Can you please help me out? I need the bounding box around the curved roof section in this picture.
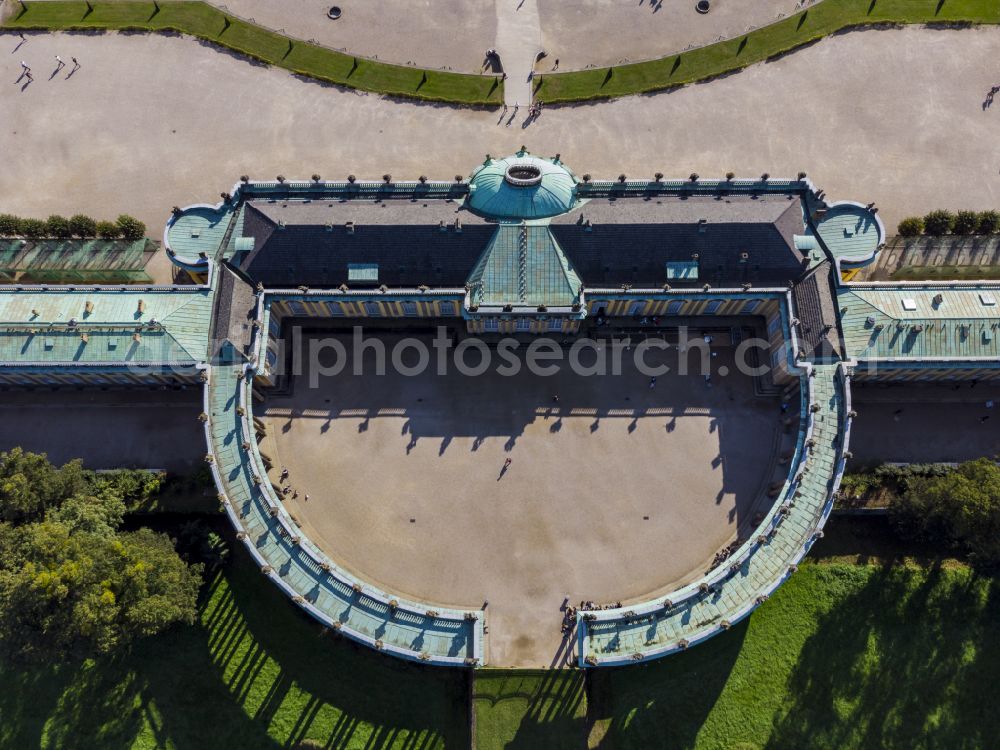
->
[467,153,578,220]
[815,202,884,267]
[578,364,849,666]
[166,205,234,264]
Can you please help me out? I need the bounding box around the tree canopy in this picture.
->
[0,449,201,661]
[892,458,1000,564]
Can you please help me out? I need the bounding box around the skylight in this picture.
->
[666,261,698,280]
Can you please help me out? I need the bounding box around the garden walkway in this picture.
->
[494,0,541,108]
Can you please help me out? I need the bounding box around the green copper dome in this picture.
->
[466,152,578,220]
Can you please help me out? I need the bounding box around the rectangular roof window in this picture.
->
[666,261,698,280]
[348,263,379,282]
[901,299,917,312]
[979,293,996,306]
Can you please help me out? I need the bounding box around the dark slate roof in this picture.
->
[549,195,807,288]
[211,263,257,363]
[236,199,494,288]
[792,260,842,361]
[231,194,810,291]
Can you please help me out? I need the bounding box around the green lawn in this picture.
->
[0,547,469,749]
[2,1,501,105]
[590,562,1000,749]
[474,670,587,750]
[536,0,1000,102]
[2,517,996,749]
[475,561,1000,749]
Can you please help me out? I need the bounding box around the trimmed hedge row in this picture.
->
[3,1,502,105]
[537,0,1000,103]
[0,213,147,240]
[897,210,1000,237]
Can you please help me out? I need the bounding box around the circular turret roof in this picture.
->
[466,153,578,220]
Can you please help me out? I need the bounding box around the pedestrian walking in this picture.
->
[55,55,64,70]
[20,61,29,71]
[649,376,657,389]
[504,457,512,467]
[71,57,80,71]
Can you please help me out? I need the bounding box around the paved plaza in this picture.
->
[537,0,797,70]
[206,0,796,72]
[205,0,495,72]
[0,389,204,471]
[2,27,999,240]
[262,334,787,666]
[849,383,1000,466]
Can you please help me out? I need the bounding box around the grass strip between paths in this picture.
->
[3,0,503,105]
[535,0,1000,102]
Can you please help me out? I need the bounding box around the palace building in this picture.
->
[0,150,997,666]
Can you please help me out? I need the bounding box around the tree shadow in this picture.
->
[159,546,467,748]
[0,656,145,750]
[766,564,1000,749]
[475,669,588,749]
[587,620,748,748]
[1,541,468,750]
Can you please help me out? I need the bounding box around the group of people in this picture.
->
[16,35,81,86]
[279,466,309,502]
[560,600,626,634]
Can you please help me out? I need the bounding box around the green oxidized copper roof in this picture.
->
[580,365,846,664]
[467,224,581,307]
[0,239,153,282]
[168,205,235,260]
[0,287,213,365]
[815,204,883,266]
[838,285,1000,360]
[466,153,578,220]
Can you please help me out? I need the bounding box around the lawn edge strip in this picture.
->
[535,0,999,103]
[3,0,503,106]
